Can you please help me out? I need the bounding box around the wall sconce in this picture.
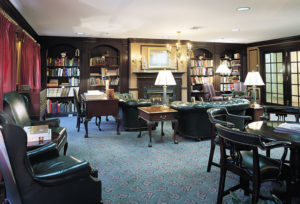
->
[131,55,142,71]
[187,42,192,58]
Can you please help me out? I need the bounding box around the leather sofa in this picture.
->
[116,93,152,131]
[170,99,250,140]
[3,92,68,155]
[0,124,102,204]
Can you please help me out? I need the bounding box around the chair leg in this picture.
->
[77,116,80,132]
[63,142,68,155]
[207,141,216,172]
[217,168,227,204]
[266,149,270,157]
[252,180,260,204]
[240,177,250,196]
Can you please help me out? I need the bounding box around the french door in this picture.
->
[263,50,300,107]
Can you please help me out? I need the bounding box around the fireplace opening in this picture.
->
[144,85,176,105]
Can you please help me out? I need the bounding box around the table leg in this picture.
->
[147,121,154,147]
[161,121,164,136]
[84,117,91,138]
[116,115,120,135]
[172,120,179,144]
[137,116,142,138]
[98,116,102,131]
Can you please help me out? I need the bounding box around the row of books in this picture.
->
[190,67,213,76]
[47,57,80,66]
[94,68,119,76]
[191,76,214,85]
[220,84,235,92]
[90,56,106,66]
[47,100,75,114]
[47,77,80,87]
[47,67,80,77]
[89,77,119,86]
[47,87,79,97]
[190,59,213,67]
[220,76,240,83]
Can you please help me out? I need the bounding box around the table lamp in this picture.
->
[244,71,265,108]
[215,63,231,75]
[155,70,176,106]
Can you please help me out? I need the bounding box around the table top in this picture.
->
[246,121,300,145]
[138,106,177,114]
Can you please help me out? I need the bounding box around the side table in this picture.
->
[247,105,264,121]
[138,106,178,147]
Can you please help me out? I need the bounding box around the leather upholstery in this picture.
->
[3,91,68,155]
[117,94,152,130]
[170,99,250,140]
[0,124,102,204]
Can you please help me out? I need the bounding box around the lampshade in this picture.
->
[155,70,176,86]
[244,71,265,86]
[216,64,231,74]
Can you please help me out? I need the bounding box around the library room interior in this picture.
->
[1,0,300,203]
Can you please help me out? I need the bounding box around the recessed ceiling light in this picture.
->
[232,28,240,32]
[76,32,84,35]
[190,26,203,30]
[237,7,250,11]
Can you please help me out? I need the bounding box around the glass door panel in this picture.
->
[265,52,284,105]
[290,51,300,107]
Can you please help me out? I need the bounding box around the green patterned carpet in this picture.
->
[61,116,285,204]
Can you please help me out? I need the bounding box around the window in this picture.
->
[264,52,284,105]
[290,51,300,107]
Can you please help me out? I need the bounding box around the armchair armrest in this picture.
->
[27,142,59,164]
[211,117,235,128]
[33,156,91,186]
[31,118,60,128]
[224,108,252,121]
[263,140,291,150]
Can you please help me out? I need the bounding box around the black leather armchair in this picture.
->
[3,92,68,155]
[0,124,102,204]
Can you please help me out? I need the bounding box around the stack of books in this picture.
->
[274,123,300,134]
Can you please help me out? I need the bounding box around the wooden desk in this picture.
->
[81,95,120,138]
[138,106,178,147]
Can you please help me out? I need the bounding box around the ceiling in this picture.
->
[10,0,300,43]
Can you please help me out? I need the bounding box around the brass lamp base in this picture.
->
[250,102,261,108]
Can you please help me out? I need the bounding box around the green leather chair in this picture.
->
[3,92,68,156]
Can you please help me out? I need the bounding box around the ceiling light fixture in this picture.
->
[232,28,240,32]
[190,26,203,30]
[236,7,250,11]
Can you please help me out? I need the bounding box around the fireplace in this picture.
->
[134,72,184,102]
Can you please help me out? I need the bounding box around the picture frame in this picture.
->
[147,47,170,68]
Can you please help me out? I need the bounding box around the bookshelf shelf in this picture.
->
[46,46,80,117]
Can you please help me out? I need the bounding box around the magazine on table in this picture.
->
[274,122,300,134]
[23,125,51,142]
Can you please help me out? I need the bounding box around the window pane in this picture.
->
[277,63,283,72]
[291,51,297,62]
[266,83,271,92]
[272,84,277,93]
[298,63,300,72]
[278,84,283,94]
[272,74,277,83]
[266,93,271,103]
[271,63,277,72]
[266,64,271,72]
[278,94,284,105]
[277,53,283,62]
[272,94,277,103]
[271,53,276,62]
[291,63,298,73]
[265,54,271,63]
[291,74,298,84]
[298,51,300,61]
[292,96,298,106]
[266,74,271,82]
[292,85,298,95]
[277,74,283,83]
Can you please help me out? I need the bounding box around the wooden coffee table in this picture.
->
[138,106,178,147]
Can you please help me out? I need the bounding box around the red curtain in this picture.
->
[20,35,41,90]
[0,14,17,110]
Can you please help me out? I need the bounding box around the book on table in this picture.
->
[274,122,300,134]
[23,125,51,142]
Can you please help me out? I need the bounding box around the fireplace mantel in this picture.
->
[133,71,184,100]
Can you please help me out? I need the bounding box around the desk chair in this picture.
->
[202,83,224,101]
[73,89,85,132]
[207,107,252,172]
[215,123,290,204]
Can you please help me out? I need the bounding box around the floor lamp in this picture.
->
[155,70,176,107]
[244,71,265,108]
